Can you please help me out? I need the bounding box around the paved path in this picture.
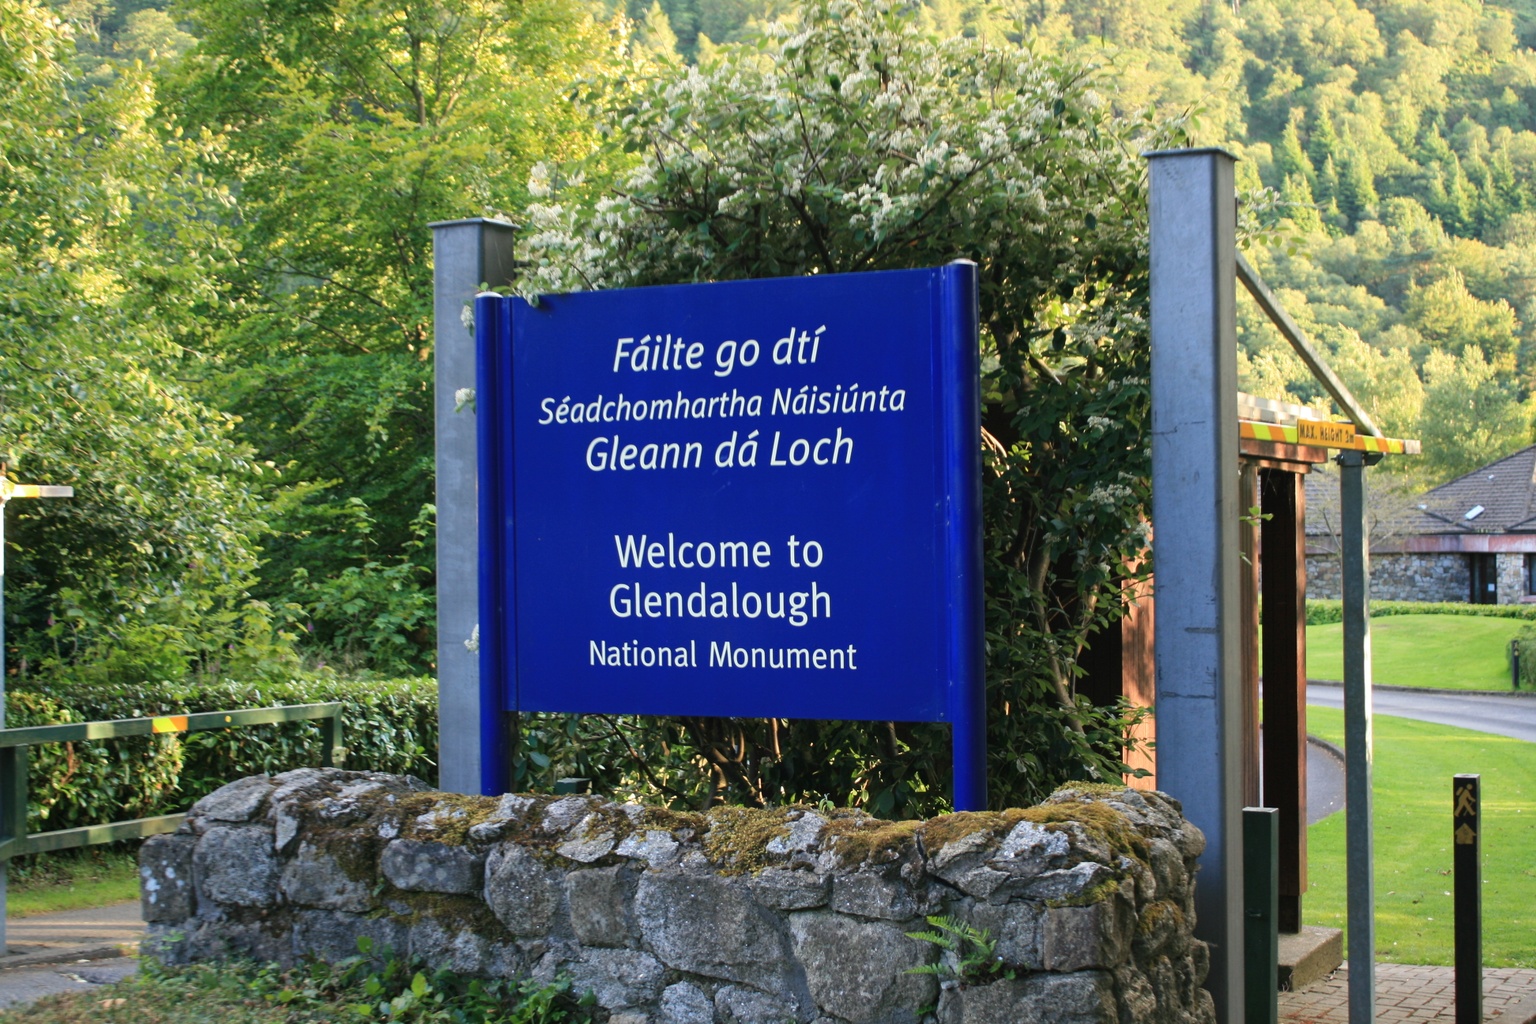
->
[1261,729,1346,823]
[1307,682,1536,743]
[2,901,144,960]
[0,956,138,1010]
[1303,734,1346,822]
[1279,962,1536,1022]
[0,901,143,1010]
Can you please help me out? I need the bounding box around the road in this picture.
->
[1306,682,1536,743]
[1289,682,1536,822]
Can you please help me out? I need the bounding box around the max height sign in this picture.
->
[475,263,986,807]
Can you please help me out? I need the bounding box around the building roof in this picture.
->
[1303,444,1536,555]
[1412,445,1536,535]
[1302,463,1425,546]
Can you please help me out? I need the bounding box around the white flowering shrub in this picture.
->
[518,0,1188,813]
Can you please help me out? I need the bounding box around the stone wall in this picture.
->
[1306,551,1468,603]
[1497,553,1527,605]
[140,768,1215,1024]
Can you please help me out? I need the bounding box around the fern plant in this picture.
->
[905,915,1017,986]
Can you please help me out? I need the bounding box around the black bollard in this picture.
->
[1244,807,1279,1024]
[1453,774,1482,1024]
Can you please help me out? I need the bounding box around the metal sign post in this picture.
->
[1146,147,1245,1023]
[429,218,519,796]
[0,468,73,954]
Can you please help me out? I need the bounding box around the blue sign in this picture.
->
[475,264,985,804]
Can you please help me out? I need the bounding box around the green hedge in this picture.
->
[1304,600,1536,626]
[1509,624,1536,690]
[5,676,437,836]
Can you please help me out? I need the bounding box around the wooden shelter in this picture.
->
[1081,279,1421,942]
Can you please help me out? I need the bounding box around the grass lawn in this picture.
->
[1305,707,1536,966]
[5,849,139,918]
[1305,614,1526,690]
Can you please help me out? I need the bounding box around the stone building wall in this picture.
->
[1497,553,1527,605]
[140,768,1216,1024]
[1305,551,1468,603]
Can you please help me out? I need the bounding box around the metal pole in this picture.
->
[1244,806,1279,1024]
[1513,639,1520,690]
[940,260,986,813]
[1146,147,1244,1024]
[430,218,518,795]
[1339,448,1376,1024]
[1453,774,1482,1024]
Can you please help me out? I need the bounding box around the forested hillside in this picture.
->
[626,0,1536,482]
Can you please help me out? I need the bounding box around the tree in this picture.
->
[1416,346,1533,483]
[1308,104,1340,172]
[520,0,1183,811]
[1316,153,1340,212]
[1337,151,1379,226]
[1281,173,1325,234]
[637,0,682,58]
[166,0,622,672]
[1325,330,1424,439]
[0,0,279,681]
[1405,269,1520,364]
[1275,112,1316,186]
[114,9,195,63]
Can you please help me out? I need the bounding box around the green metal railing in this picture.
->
[0,702,344,862]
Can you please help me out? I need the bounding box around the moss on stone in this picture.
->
[320,833,385,885]
[1046,877,1122,908]
[1050,781,1136,800]
[639,805,707,836]
[701,806,793,874]
[391,889,504,933]
[281,787,400,884]
[1017,799,1150,866]
[396,792,501,845]
[914,808,1032,852]
[806,794,1150,872]
[1138,899,1184,935]
[576,801,646,842]
[822,815,920,867]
